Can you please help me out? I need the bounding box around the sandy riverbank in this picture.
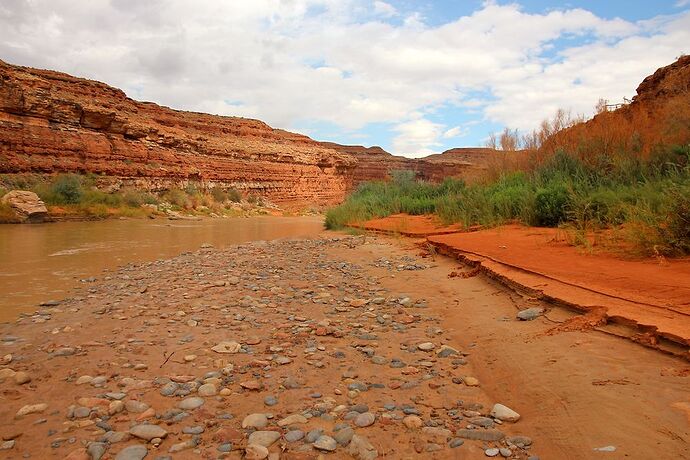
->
[0,234,687,459]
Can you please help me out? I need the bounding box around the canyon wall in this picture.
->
[0,60,355,205]
[542,55,690,157]
[0,59,508,206]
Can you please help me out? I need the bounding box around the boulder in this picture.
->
[1,191,48,223]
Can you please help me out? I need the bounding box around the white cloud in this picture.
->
[676,0,690,7]
[392,118,444,158]
[443,126,469,139]
[0,1,687,156]
[373,1,397,17]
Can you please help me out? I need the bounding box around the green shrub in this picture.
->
[163,187,190,209]
[227,188,242,203]
[48,174,84,204]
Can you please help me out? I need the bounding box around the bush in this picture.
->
[48,174,84,204]
[227,188,242,203]
[163,187,190,209]
[533,182,570,226]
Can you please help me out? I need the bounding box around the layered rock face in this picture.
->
[542,55,690,157]
[319,142,501,186]
[0,60,355,205]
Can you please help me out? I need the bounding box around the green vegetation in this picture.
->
[0,173,262,223]
[326,145,690,257]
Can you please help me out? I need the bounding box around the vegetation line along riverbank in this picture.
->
[327,145,690,258]
[0,173,286,223]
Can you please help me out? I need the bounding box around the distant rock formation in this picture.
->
[318,142,503,186]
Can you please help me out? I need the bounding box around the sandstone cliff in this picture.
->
[542,55,690,157]
[0,60,355,205]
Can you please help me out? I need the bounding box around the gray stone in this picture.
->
[197,383,217,396]
[485,447,500,457]
[449,438,464,448]
[517,307,543,321]
[182,426,204,435]
[284,430,304,442]
[507,435,533,447]
[305,429,324,443]
[263,396,278,406]
[333,426,355,446]
[313,435,337,452]
[87,442,107,460]
[500,447,512,457]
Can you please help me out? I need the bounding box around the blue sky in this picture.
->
[1,0,689,157]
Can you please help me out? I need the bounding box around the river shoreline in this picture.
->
[0,233,687,459]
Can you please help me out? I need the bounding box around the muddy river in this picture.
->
[0,216,324,321]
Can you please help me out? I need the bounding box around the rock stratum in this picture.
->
[0,59,496,205]
[0,59,356,205]
[543,55,690,156]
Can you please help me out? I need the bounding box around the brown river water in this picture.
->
[0,216,324,321]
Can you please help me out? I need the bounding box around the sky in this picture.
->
[1,1,689,158]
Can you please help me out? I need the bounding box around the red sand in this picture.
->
[352,214,464,236]
[355,215,690,346]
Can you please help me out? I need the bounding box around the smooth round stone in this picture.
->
[500,448,512,457]
[284,430,304,442]
[450,438,464,448]
[125,400,149,413]
[305,429,323,443]
[217,443,233,452]
[247,431,281,447]
[333,426,354,446]
[114,445,148,460]
[14,372,31,385]
[218,442,232,452]
[354,412,375,427]
[197,383,217,397]
[87,442,106,460]
[242,413,269,429]
[182,426,204,435]
[160,382,179,396]
[263,396,278,406]
[313,435,337,452]
[129,424,168,441]
[178,397,204,410]
[485,447,500,457]
[417,342,435,351]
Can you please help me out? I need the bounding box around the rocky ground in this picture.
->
[0,236,538,460]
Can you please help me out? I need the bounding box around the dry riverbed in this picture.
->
[0,234,687,459]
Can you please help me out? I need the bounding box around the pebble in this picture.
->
[313,435,338,451]
[278,413,308,426]
[14,372,31,385]
[248,431,281,447]
[490,403,520,422]
[403,415,423,429]
[355,412,376,427]
[129,424,168,441]
[197,383,217,396]
[242,413,269,429]
[485,447,500,457]
[417,342,436,351]
[178,397,204,410]
[263,395,278,406]
[16,403,48,417]
[463,376,480,386]
[284,430,304,442]
[517,307,543,321]
[333,426,355,445]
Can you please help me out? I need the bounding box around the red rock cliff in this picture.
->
[542,55,690,157]
[0,60,356,205]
